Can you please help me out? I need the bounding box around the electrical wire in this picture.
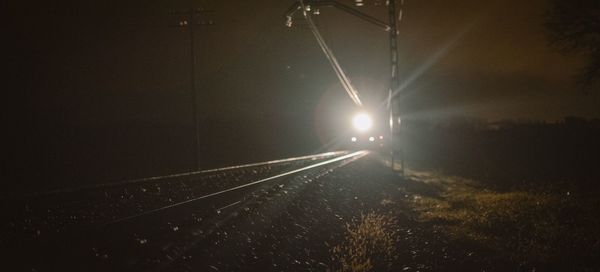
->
[299,0,363,107]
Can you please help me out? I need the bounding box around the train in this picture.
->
[345,112,387,150]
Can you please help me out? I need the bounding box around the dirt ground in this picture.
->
[3,153,598,271]
[168,155,518,271]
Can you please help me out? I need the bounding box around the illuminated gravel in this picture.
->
[0,154,507,271]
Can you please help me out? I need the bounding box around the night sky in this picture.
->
[3,0,600,191]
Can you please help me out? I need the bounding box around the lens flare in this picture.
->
[352,112,372,132]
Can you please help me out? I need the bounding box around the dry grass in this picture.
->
[407,170,600,268]
[331,212,398,272]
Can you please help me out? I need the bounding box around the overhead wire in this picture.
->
[298,0,363,107]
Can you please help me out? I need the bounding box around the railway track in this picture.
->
[1,150,368,271]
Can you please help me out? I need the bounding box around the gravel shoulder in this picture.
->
[169,154,507,271]
[6,152,590,271]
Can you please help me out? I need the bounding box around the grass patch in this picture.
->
[407,170,600,270]
[331,212,398,272]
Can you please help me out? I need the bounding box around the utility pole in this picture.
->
[388,0,403,174]
[170,8,214,170]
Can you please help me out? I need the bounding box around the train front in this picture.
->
[346,112,386,150]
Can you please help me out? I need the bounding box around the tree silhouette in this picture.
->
[545,0,600,92]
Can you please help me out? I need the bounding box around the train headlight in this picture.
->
[352,112,372,132]
[368,136,375,142]
[351,137,357,142]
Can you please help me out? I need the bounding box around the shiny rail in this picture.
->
[14,151,350,199]
[105,150,368,225]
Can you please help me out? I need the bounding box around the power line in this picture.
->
[298,0,363,107]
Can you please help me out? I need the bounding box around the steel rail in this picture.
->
[10,151,349,199]
[104,150,368,225]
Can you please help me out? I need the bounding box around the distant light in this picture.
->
[352,112,372,132]
[369,136,375,142]
[351,137,357,142]
[379,135,384,139]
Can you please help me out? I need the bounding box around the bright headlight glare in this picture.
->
[352,112,372,132]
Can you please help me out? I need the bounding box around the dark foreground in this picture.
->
[1,152,598,271]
